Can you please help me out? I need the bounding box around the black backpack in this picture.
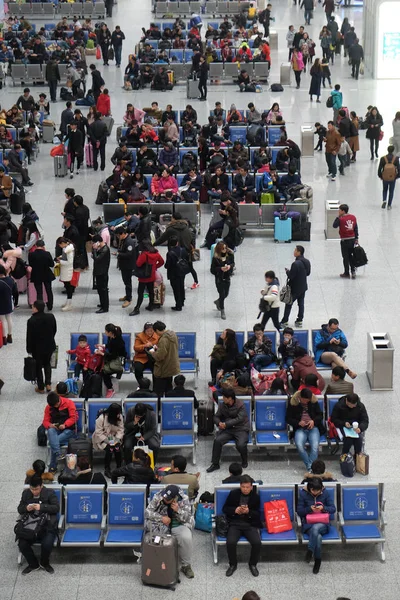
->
[176,248,191,276]
[14,511,48,541]
[352,244,368,268]
[270,83,283,92]
[326,96,334,108]
[37,424,47,446]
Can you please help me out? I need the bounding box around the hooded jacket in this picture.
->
[155,220,194,250]
[331,396,369,433]
[291,354,326,391]
[330,89,343,110]
[151,330,180,378]
[145,488,193,534]
[286,392,325,434]
[314,324,348,363]
[300,471,336,484]
[43,396,77,430]
[25,469,54,485]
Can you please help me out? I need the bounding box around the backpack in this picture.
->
[270,83,283,92]
[14,511,49,542]
[382,156,397,182]
[327,417,340,455]
[37,424,47,446]
[326,96,334,108]
[176,248,191,276]
[11,257,26,280]
[215,514,229,537]
[234,227,244,247]
[262,172,273,190]
[340,453,355,477]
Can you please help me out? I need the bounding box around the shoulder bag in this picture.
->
[279,279,292,304]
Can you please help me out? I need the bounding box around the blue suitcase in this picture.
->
[274,216,292,243]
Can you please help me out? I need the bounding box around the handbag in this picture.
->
[264,499,292,534]
[53,263,60,277]
[340,453,355,477]
[379,130,384,141]
[195,503,214,533]
[215,514,229,537]
[103,357,124,376]
[70,271,80,287]
[259,298,270,313]
[356,452,370,475]
[359,61,364,75]
[50,345,58,369]
[96,45,101,60]
[279,280,292,304]
[306,512,330,524]
[14,511,48,542]
[191,248,200,262]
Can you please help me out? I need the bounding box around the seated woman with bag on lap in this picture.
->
[123,401,160,465]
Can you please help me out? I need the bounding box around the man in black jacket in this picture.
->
[17,475,59,575]
[166,374,199,408]
[331,393,369,455]
[349,38,364,80]
[8,143,33,186]
[232,166,255,202]
[281,245,311,328]
[60,101,74,139]
[89,64,105,102]
[92,234,110,313]
[111,26,125,67]
[117,228,137,308]
[65,121,83,178]
[165,236,189,311]
[89,111,108,172]
[28,240,55,311]
[223,475,262,577]
[136,205,152,248]
[207,388,250,473]
[62,214,80,247]
[45,57,60,102]
[108,166,135,203]
[26,300,57,393]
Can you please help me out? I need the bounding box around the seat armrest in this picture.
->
[101,515,107,530]
[296,515,302,528]
[338,511,344,526]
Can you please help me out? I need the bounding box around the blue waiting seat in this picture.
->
[217,397,253,446]
[253,397,290,448]
[160,398,197,464]
[176,332,199,388]
[215,331,245,352]
[212,484,239,563]
[270,147,280,165]
[66,333,100,377]
[325,395,343,448]
[87,398,122,438]
[311,329,333,370]
[268,126,284,145]
[246,330,278,371]
[102,332,132,373]
[229,126,247,144]
[297,483,341,544]
[104,485,146,547]
[122,398,158,418]
[339,483,386,561]
[61,485,105,546]
[258,485,298,545]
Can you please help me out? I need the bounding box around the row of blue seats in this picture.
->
[67,331,199,385]
[8,1,106,18]
[154,1,252,16]
[19,482,385,561]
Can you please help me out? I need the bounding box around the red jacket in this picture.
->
[43,396,78,430]
[96,94,111,116]
[136,250,165,283]
[67,344,91,367]
[335,214,358,239]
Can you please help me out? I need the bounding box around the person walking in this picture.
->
[325,120,341,181]
[365,106,383,160]
[148,321,180,397]
[89,64,105,103]
[26,299,57,393]
[259,270,281,331]
[323,0,335,23]
[92,234,110,313]
[72,195,90,270]
[198,55,208,101]
[117,228,137,309]
[332,204,358,279]
[309,58,322,102]
[211,241,234,321]
[130,240,164,316]
[45,57,60,103]
[165,236,189,312]
[28,240,55,311]
[89,111,108,172]
[391,111,400,155]
[301,0,314,25]
[111,26,125,67]
[378,145,400,210]
[281,245,311,328]
[97,23,112,66]
[349,38,364,80]
[286,25,295,61]
[291,48,304,89]
[0,264,16,346]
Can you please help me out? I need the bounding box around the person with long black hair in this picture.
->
[211,241,234,321]
[98,323,127,398]
[92,402,124,478]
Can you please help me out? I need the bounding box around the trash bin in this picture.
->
[324,200,340,240]
[366,332,394,390]
[269,30,278,50]
[280,62,291,85]
[301,125,314,157]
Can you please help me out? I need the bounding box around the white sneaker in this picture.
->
[331,176,336,181]
[61,304,73,312]
[326,173,332,178]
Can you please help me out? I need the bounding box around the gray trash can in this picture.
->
[366,333,394,390]
[301,125,314,157]
[324,200,340,240]
[269,30,278,50]
[280,62,291,85]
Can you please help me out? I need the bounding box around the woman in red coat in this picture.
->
[129,240,164,316]
[96,89,111,116]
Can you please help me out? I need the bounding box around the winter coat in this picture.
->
[66,344,91,367]
[278,337,300,360]
[211,253,235,281]
[66,129,84,154]
[136,250,164,283]
[366,113,383,140]
[349,43,364,62]
[159,147,178,168]
[260,278,280,309]
[18,487,59,530]
[151,330,180,378]
[92,244,110,277]
[301,471,336,484]
[25,469,54,485]
[286,255,311,299]
[309,65,322,96]
[29,249,56,284]
[291,355,326,391]
[111,462,157,485]
[325,128,342,153]
[45,61,60,83]
[291,51,304,71]
[117,236,137,271]
[92,413,124,451]
[297,487,336,532]
[96,94,111,117]
[58,469,107,486]
[155,220,193,250]
[145,488,193,534]
[135,215,152,245]
[158,175,178,195]
[214,398,250,432]
[26,311,57,357]
[223,488,261,528]
[314,324,348,363]
[59,243,74,283]
[125,404,160,444]
[165,245,189,280]
[331,396,369,433]
[42,395,76,429]
[330,90,343,110]
[104,335,127,361]
[243,334,274,357]
[1,246,22,275]
[338,116,352,138]
[0,276,16,314]
[89,119,108,144]
[286,393,325,434]
[133,331,160,364]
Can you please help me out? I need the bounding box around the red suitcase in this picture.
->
[85,143,93,168]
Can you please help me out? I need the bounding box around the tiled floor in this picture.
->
[1,0,399,598]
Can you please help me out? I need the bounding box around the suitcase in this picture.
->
[67,434,93,465]
[54,155,68,177]
[42,124,54,143]
[10,192,24,214]
[96,182,109,205]
[292,218,311,242]
[141,530,180,590]
[24,356,37,382]
[197,397,214,436]
[274,216,292,243]
[85,142,93,168]
[103,116,114,136]
[27,281,48,307]
[187,78,199,99]
[159,213,173,233]
[17,274,28,294]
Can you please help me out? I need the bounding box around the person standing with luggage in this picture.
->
[28,240,55,311]
[89,111,108,172]
[332,204,358,278]
[117,228,137,310]
[27,300,57,393]
[111,26,125,68]
[97,24,112,66]
[45,57,60,103]
[89,64,105,103]
[42,391,78,473]
[92,234,110,313]
[211,241,234,321]
[198,55,208,101]
[281,245,311,328]
[129,240,164,316]
[165,237,189,312]
[378,144,400,210]
[16,474,59,575]
[65,121,83,178]
[60,102,74,141]
[148,321,180,397]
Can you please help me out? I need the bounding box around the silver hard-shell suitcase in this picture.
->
[54,155,68,177]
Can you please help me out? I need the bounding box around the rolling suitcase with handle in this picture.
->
[187,78,199,99]
[141,529,180,590]
[42,124,54,143]
[197,397,214,436]
[67,433,93,465]
[54,155,68,177]
[85,142,94,168]
[274,216,292,243]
